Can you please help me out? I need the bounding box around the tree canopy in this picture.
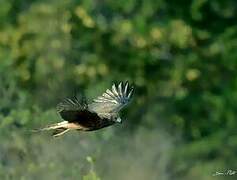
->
[0,0,237,179]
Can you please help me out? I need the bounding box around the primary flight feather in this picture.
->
[38,81,134,137]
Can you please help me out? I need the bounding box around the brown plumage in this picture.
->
[38,81,134,137]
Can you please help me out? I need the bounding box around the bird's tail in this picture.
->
[33,121,70,137]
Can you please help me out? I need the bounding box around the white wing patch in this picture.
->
[89,81,134,115]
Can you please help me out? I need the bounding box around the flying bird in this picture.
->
[38,81,134,137]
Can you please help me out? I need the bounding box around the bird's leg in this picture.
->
[53,129,70,137]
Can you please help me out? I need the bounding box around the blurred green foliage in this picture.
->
[0,0,237,179]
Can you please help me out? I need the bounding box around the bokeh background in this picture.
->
[0,0,237,179]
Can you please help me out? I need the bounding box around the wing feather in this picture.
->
[118,82,123,98]
[89,81,134,116]
[102,93,114,100]
[127,88,134,99]
[112,84,120,99]
[124,82,129,97]
[56,96,89,121]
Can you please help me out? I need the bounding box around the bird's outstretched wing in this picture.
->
[56,96,90,121]
[88,81,134,115]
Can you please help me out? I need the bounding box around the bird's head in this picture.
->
[115,116,122,123]
[111,114,122,123]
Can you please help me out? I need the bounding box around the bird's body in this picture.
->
[59,109,115,131]
[38,81,133,137]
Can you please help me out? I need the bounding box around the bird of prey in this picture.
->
[38,81,134,137]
